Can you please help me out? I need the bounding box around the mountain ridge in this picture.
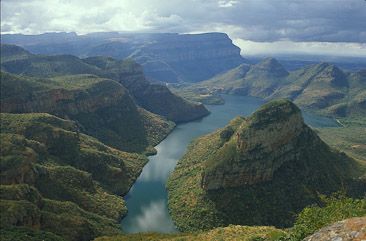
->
[1,32,245,83]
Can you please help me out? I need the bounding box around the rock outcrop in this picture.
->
[304,217,366,241]
[202,100,308,190]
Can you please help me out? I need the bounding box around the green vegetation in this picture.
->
[0,226,65,241]
[95,195,366,241]
[0,71,174,153]
[167,100,362,232]
[0,113,151,240]
[176,59,365,118]
[1,44,209,123]
[95,225,285,241]
[169,84,225,105]
[284,194,366,240]
[317,117,366,164]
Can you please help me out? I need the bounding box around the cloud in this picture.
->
[234,39,366,57]
[1,0,365,57]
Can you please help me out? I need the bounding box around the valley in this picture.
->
[1,32,365,241]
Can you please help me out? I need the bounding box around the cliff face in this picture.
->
[167,100,360,231]
[0,72,173,153]
[84,57,210,122]
[131,33,244,82]
[1,32,245,83]
[202,101,309,190]
[1,44,209,123]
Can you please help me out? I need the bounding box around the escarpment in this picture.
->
[167,99,360,231]
[2,32,245,83]
[0,71,174,153]
[1,44,210,123]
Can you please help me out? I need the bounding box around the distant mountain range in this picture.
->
[1,32,244,83]
[178,58,366,117]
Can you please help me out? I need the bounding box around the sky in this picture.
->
[1,0,366,57]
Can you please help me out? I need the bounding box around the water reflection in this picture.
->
[123,199,176,233]
[121,95,339,233]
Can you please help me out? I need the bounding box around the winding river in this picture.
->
[121,95,339,233]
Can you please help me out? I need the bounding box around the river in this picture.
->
[121,95,339,233]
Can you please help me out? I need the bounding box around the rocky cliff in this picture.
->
[202,100,306,190]
[167,100,361,232]
[1,32,245,83]
[0,72,174,153]
[1,44,209,123]
[83,56,210,122]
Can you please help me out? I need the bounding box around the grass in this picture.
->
[317,116,366,165]
[95,225,286,241]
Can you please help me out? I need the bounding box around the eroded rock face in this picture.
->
[201,100,323,190]
[304,217,366,241]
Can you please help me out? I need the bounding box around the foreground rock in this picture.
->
[167,99,362,231]
[304,217,366,241]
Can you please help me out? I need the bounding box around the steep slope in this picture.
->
[2,32,245,83]
[167,100,362,232]
[271,63,348,108]
[186,59,365,117]
[83,56,209,122]
[0,113,149,240]
[182,58,290,99]
[1,44,209,122]
[0,71,174,153]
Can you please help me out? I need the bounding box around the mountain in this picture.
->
[83,56,209,122]
[0,113,149,240]
[185,58,365,117]
[0,71,174,153]
[1,32,245,83]
[167,100,362,232]
[0,44,209,123]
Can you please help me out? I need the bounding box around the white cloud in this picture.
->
[218,0,238,8]
[233,39,366,57]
